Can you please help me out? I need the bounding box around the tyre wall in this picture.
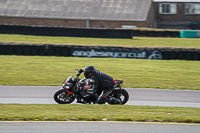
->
[0,25,181,38]
[180,31,200,38]
[0,25,133,39]
[0,43,199,61]
[132,30,180,37]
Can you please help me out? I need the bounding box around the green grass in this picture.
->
[0,104,200,123]
[0,55,200,90]
[0,35,199,123]
[0,34,200,48]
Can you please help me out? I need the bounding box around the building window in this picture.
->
[159,3,177,14]
[185,3,200,14]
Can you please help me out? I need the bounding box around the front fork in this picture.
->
[62,88,74,96]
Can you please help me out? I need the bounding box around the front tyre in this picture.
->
[54,89,75,104]
[109,89,129,105]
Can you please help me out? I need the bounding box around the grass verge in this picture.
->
[0,34,200,48]
[0,55,200,90]
[0,104,199,123]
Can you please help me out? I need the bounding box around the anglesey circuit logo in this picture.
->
[72,49,162,59]
[72,49,146,58]
[148,51,162,59]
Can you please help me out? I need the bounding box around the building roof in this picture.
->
[0,0,152,21]
[153,0,200,2]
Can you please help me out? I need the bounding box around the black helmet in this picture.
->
[84,66,95,79]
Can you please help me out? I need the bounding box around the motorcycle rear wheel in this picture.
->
[54,89,75,104]
[109,89,129,105]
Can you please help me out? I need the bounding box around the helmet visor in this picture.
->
[84,71,94,79]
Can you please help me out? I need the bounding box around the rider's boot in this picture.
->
[92,93,99,104]
[77,99,88,104]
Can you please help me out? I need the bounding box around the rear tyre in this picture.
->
[109,89,129,105]
[54,89,75,104]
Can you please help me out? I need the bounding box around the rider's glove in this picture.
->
[79,69,84,73]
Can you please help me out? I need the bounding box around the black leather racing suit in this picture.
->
[90,69,114,104]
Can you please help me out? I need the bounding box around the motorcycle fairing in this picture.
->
[114,79,123,88]
[63,76,74,90]
[83,81,93,90]
[67,75,74,82]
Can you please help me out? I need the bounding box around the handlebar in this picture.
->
[75,69,84,77]
[74,69,84,83]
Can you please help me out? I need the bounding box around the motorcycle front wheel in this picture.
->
[54,89,75,104]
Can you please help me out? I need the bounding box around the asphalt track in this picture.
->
[0,121,200,133]
[0,86,200,132]
[0,85,200,107]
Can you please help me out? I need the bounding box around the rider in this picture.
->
[80,66,120,104]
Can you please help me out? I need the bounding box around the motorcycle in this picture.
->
[54,69,129,104]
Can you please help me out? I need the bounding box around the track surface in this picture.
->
[0,86,200,133]
[0,121,199,133]
[0,85,200,107]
